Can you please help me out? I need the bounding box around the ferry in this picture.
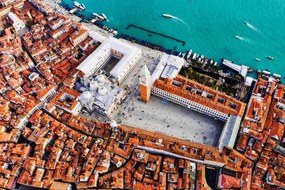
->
[267,56,274,60]
[255,58,261,62]
[162,14,175,19]
[93,13,105,21]
[234,35,243,40]
[92,13,100,18]
[74,1,86,11]
[74,1,80,7]
[101,13,108,20]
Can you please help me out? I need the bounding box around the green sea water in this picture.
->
[62,0,285,79]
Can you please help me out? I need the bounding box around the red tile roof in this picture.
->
[218,174,241,189]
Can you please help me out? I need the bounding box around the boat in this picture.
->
[248,68,255,73]
[92,13,100,18]
[186,49,192,59]
[255,58,261,62]
[93,13,105,21]
[162,14,175,19]
[273,73,281,80]
[267,56,274,60]
[101,13,108,20]
[74,1,81,7]
[74,1,86,11]
[234,35,243,40]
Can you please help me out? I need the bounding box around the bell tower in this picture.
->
[139,65,151,102]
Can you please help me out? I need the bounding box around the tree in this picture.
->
[26,18,33,28]
[187,67,193,74]
[3,23,9,29]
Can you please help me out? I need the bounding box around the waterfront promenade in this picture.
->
[43,0,226,146]
[2,1,285,189]
[44,0,111,37]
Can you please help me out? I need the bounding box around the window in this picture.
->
[205,150,211,156]
[192,148,198,154]
[218,98,225,104]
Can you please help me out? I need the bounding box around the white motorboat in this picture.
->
[162,14,175,19]
[234,35,243,40]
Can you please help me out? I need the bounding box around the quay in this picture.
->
[222,59,248,77]
[126,24,186,46]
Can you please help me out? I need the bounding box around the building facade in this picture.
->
[143,53,246,121]
[151,86,229,121]
[69,27,89,47]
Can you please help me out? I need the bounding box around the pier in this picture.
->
[222,59,248,77]
[126,24,186,46]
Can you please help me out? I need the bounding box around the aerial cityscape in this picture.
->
[0,0,284,189]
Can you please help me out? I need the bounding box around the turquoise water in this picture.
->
[62,0,285,78]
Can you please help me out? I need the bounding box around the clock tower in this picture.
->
[139,65,151,102]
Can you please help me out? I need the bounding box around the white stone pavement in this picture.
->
[112,47,224,147]
[44,0,225,146]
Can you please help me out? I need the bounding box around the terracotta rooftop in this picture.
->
[1,1,285,189]
[153,75,246,117]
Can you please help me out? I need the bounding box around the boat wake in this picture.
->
[173,16,188,26]
[162,14,188,27]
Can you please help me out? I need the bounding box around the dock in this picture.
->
[69,8,78,14]
[222,59,248,78]
[126,24,186,46]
